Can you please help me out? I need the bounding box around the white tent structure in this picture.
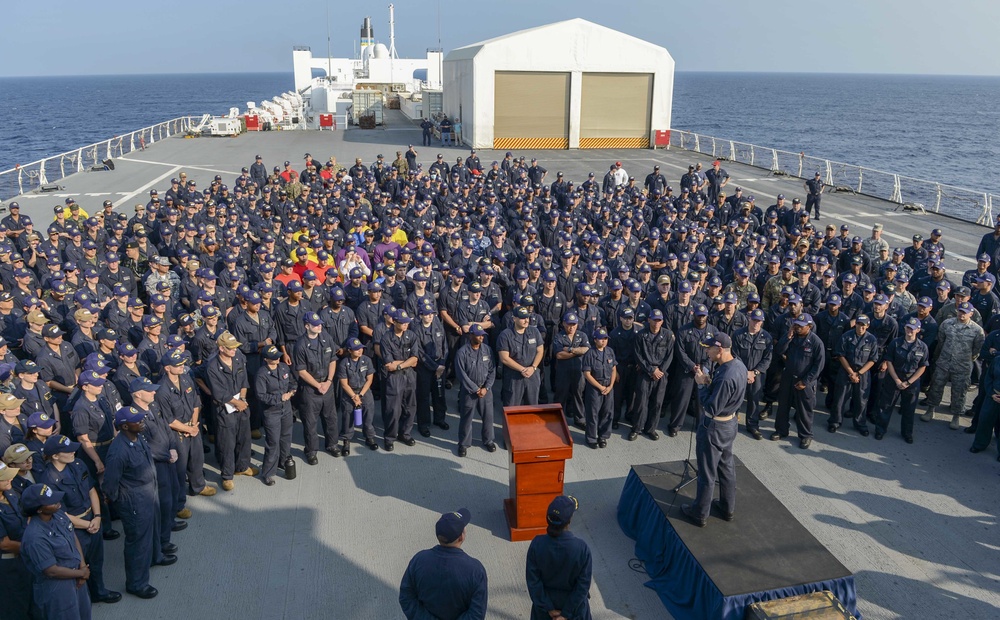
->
[443,19,674,150]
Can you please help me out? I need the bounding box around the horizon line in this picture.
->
[3,69,1000,79]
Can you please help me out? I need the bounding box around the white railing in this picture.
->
[0,116,200,202]
[669,129,1000,227]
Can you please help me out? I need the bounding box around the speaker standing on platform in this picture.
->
[681,333,747,528]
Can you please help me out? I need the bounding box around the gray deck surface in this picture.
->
[8,115,1000,619]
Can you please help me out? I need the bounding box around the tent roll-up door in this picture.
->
[494,71,570,150]
[580,72,652,148]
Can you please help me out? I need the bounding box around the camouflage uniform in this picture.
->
[761,274,795,310]
[723,281,758,310]
[895,290,917,315]
[887,259,913,281]
[861,236,889,261]
[936,300,984,327]
[924,317,984,423]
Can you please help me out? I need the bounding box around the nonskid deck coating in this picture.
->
[8,123,1000,620]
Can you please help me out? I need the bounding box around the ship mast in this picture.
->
[388,4,398,59]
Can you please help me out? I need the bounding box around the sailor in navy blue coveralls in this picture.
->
[131,377,181,553]
[38,434,121,604]
[454,325,496,455]
[581,328,617,448]
[19,483,92,620]
[526,496,592,620]
[0,462,34,618]
[337,338,378,450]
[255,345,297,482]
[774,314,825,448]
[103,406,171,598]
[399,507,488,620]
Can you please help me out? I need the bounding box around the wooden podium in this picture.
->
[502,404,574,541]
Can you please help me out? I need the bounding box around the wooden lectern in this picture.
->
[502,404,574,541]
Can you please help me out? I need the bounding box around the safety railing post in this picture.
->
[798,153,803,178]
[729,140,736,161]
[750,145,755,167]
[890,175,902,203]
[771,149,779,173]
[76,149,83,173]
[935,184,942,213]
[825,160,833,186]
[39,160,48,185]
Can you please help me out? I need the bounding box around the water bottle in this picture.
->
[284,456,297,480]
[353,407,363,426]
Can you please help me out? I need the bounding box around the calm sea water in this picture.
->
[673,72,1000,193]
[2,71,999,192]
[0,73,291,172]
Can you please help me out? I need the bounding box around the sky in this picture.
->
[3,0,1000,77]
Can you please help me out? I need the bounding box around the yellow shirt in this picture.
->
[390,229,409,246]
[289,247,319,264]
[56,206,90,221]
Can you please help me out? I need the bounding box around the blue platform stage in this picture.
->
[617,461,861,620]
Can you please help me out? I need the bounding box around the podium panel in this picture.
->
[502,404,574,541]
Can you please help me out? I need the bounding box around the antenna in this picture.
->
[437,0,443,90]
[388,3,398,59]
[326,1,332,80]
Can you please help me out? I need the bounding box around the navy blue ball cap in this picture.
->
[20,483,65,512]
[701,333,732,348]
[114,406,144,426]
[129,377,159,393]
[546,495,578,526]
[435,508,471,543]
[42,434,80,457]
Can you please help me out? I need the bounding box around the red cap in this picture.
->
[615,161,621,167]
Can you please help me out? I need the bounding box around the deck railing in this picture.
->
[0,117,199,203]
[669,129,1000,227]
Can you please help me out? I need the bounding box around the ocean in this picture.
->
[0,73,292,172]
[2,71,999,193]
